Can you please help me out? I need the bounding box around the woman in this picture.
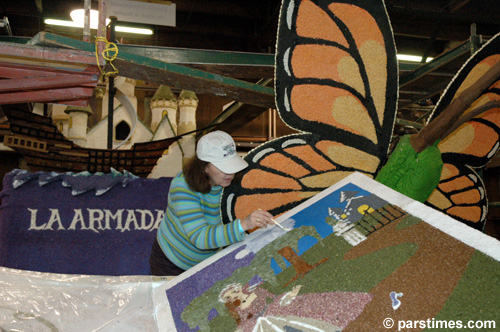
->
[149,131,274,276]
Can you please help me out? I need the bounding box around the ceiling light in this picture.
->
[115,26,153,35]
[70,9,106,29]
[44,9,153,35]
[44,19,82,28]
[397,54,433,63]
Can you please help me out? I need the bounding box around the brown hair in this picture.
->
[183,155,212,193]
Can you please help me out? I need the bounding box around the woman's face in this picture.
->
[205,163,235,187]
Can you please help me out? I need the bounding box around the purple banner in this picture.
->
[0,169,172,276]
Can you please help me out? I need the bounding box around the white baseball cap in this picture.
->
[196,131,248,174]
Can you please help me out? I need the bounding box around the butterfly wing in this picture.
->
[275,0,397,154]
[425,32,500,228]
[426,164,488,229]
[221,0,398,224]
[223,132,384,222]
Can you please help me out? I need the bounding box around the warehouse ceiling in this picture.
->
[1,0,500,129]
[2,0,500,56]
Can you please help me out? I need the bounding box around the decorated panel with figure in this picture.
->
[155,173,500,332]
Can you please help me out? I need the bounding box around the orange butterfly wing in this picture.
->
[221,0,398,223]
[425,33,500,228]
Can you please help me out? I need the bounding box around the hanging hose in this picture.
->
[95,36,119,81]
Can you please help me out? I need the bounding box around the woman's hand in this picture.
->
[240,209,274,231]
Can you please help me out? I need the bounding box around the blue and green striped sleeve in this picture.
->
[156,172,245,270]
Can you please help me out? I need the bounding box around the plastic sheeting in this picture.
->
[0,267,173,331]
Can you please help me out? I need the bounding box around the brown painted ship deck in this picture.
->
[3,108,180,177]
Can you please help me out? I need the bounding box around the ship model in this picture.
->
[3,108,180,177]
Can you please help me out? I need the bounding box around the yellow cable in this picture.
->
[95,36,119,80]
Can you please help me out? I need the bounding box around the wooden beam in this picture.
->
[0,74,98,92]
[0,41,103,70]
[29,32,275,79]
[0,37,103,106]
[115,43,274,79]
[0,63,82,79]
[27,32,276,108]
[112,56,275,108]
[0,87,94,105]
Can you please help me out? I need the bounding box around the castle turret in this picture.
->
[177,90,198,135]
[148,88,199,178]
[150,85,177,134]
[177,90,198,163]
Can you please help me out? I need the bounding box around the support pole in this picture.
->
[470,23,480,55]
[97,0,107,56]
[107,16,117,149]
[83,0,91,42]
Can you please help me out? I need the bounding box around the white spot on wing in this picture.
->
[226,193,235,222]
[468,174,478,183]
[286,0,295,30]
[284,47,291,76]
[282,138,307,148]
[284,87,291,112]
[253,148,276,163]
[479,187,485,199]
[487,141,500,159]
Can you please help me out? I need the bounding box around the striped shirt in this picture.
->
[156,172,245,270]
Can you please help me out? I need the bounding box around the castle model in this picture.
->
[29,77,199,178]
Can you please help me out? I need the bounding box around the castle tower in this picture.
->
[148,88,199,178]
[177,90,199,162]
[64,105,93,147]
[177,90,198,135]
[150,85,177,134]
